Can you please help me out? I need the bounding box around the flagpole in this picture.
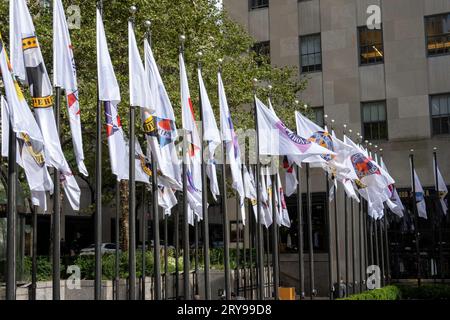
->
[31,204,37,300]
[128,5,138,301]
[433,148,444,283]
[267,89,279,300]
[6,121,16,300]
[140,186,146,299]
[163,213,169,299]
[247,174,254,300]
[175,200,180,299]
[342,125,349,296]
[252,80,265,300]
[383,208,390,284]
[115,181,120,299]
[409,150,421,286]
[297,165,305,299]
[271,172,280,299]
[351,195,356,293]
[325,172,333,299]
[179,34,191,301]
[219,61,231,301]
[52,86,62,300]
[241,164,247,299]
[197,55,211,300]
[236,194,241,297]
[329,120,341,295]
[305,163,315,299]
[145,19,162,301]
[265,224,270,298]
[95,0,104,301]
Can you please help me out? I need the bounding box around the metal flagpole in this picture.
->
[197,55,211,299]
[433,148,444,283]
[369,216,374,267]
[409,151,421,286]
[141,186,146,299]
[219,62,231,300]
[359,195,364,293]
[374,216,380,270]
[179,34,191,301]
[252,81,265,300]
[297,165,305,299]
[31,204,37,300]
[383,209,390,284]
[333,178,341,290]
[128,6,138,300]
[271,173,280,300]
[247,180,254,300]
[236,194,241,297]
[146,19,162,300]
[164,213,169,299]
[194,216,199,297]
[343,176,349,296]
[305,163,315,299]
[325,172,333,299]
[379,217,385,287]
[265,224,270,298]
[53,87,62,300]
[351,198,356,294]
[95,0,104,301]
[115,182,120,300]
[6,121,16,300]
[175,199,180,299]
[241,164,247,299]
[363,199,369,288]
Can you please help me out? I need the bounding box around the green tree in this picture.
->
[0,0,309,247]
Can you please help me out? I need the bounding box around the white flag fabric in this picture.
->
[198,68,221,201]
[380,158,404,218]
[97,9,128,181]
[435,163,448,215]
[413,170,428,219]
[97,9,120,106]
[276,174,291,228]
[218,72,246,222]
[1,96,53,211]
[180,53,203,222]
[128,21,153,111]
[10,0,80,211]
[260,168,273,228]
[243,165,258,221]
[255,97,334,165]
[143,39,181,191]
[282,156,298,197]
[53,0,88,177]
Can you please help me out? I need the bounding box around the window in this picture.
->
[312,107,324,128]
[249,0,268,10]
[252,41,270,65]
[425,13,450,56]
[358,26,384,65]
[362,101,388,140]
[300,34,322,73]
[431,93,450,135]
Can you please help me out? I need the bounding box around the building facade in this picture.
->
[224,0,450,296]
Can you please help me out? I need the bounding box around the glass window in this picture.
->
[300,34,322,73]
[252,41,270,65]
[249,0,268,10]
[312,107,324,128]
[431,93,450,135]
[358,26,384,65]
[425,13,450,56]
[362,101,388,140]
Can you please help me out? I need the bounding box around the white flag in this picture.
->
[413,170,428,219]
[144,39,181,191]
[219,71,246,222]
[282,156,298,197]
[129,21,153,111]
[10,0,80,211]
[53,0,88,177]
[255,97,334,165]
[435,163,448,215]
[198,68,221,201]
[180,53,203,222]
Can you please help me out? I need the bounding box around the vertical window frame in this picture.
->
[299,33,322,74]
[361,100,388,141]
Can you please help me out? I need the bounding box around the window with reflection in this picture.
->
[300,34,322,73]
[362,101,388,140]
[431,93,450,135]
[249,0,269,10]
[425,13,450,56]
[358,26,384,65]
[312,107,325,128]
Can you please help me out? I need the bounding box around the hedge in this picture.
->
[341,284,450,300]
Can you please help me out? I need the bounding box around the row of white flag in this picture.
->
[0,0,447,227]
